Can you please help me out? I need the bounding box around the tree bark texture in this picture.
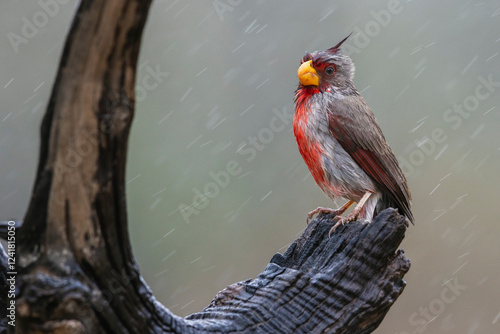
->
[0,1,411,333]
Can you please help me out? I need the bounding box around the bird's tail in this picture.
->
[375,193,414,224]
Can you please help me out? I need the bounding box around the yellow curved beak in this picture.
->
[297,60,319,86]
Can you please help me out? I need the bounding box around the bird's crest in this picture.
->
[326,33,352,54]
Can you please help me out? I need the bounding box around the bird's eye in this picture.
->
[325,66,336,76]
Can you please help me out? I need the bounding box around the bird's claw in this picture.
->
[307,207,339,224]
[328,212,359,237]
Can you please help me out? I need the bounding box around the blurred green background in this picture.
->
[1,0,499,332]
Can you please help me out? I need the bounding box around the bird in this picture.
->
[293,35,414,235]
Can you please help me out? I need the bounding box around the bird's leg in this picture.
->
[329,191,373,237]
[307,200,355,224]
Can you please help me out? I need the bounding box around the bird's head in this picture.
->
[297,35,355,93]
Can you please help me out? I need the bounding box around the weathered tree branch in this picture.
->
[1,1,411,333]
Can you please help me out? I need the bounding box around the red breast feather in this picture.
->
[293,89,326,189]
